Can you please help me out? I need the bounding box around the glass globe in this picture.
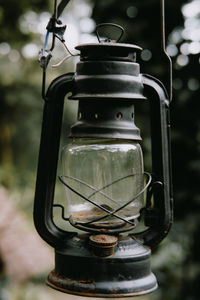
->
[61,138,144,230]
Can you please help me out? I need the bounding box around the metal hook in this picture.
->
[38,0,71,101]
[95,23,125,43]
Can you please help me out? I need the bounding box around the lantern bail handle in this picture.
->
[133,74,173,248]
[95,23,125,43]
[34,73,76,248]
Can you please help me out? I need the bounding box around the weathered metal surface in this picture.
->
[47,271,96,294]
[69,41,145,140]
[46,235,157,297]
[70,100,142,140]
[70,44,145,101]
[75,43,142,62]
[89,234,118,246]
[69,216,137,235]
[89,234,118,257]
[47,271,157,298]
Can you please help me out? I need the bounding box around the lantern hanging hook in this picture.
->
[95,23,125,43]
[38,0,71,100]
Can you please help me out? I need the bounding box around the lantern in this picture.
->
[34,1,173,297]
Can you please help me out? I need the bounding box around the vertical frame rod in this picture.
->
[161,0,173,101]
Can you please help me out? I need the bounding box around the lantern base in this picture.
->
[46,234,157,297]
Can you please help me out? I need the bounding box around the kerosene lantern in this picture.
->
[34,0,173,297]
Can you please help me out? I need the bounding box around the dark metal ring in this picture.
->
[69,216,137,234]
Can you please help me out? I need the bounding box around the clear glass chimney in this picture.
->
[61,138,144,230]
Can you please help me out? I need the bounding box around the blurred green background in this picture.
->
[0,0,200,299]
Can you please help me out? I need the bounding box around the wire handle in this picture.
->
[38,0,71,101]
[58,172,152,234]
[95,23,125,43]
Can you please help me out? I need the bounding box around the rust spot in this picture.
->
[99,236,107,242]
[47,270,96,293]
[89,234,118,257]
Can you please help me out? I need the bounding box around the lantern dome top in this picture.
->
[75,42,142,62]
[76,42,142,51]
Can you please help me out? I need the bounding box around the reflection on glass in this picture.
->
[61,139,144,229]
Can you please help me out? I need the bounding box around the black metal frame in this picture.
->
[134,74,173,247]
[34,73,76,248]
[34,71,173,249]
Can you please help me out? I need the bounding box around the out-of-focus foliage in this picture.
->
[0,0,79,194]
[0,0,49,191]
[0,0,200,299]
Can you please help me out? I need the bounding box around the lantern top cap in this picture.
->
[75,23,142,62]
[75,42,142,63]
[75,42,142,52]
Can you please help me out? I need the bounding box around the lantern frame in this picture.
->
[34,70,173,248]
[34,0,173,296]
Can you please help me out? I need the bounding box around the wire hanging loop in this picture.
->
[95,23,125,43]
[58,172,152,233]
[38,0,71,100]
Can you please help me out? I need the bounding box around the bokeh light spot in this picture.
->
[0,42,11,55]
[141,49,152,61]
[173,78,183,90]
[126,6,138,18]
[22,44,39,59]
[187,78,199,91]
[166,44,178,57]
[177,54,189,67]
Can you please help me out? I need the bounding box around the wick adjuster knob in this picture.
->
[89,234,118,257]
